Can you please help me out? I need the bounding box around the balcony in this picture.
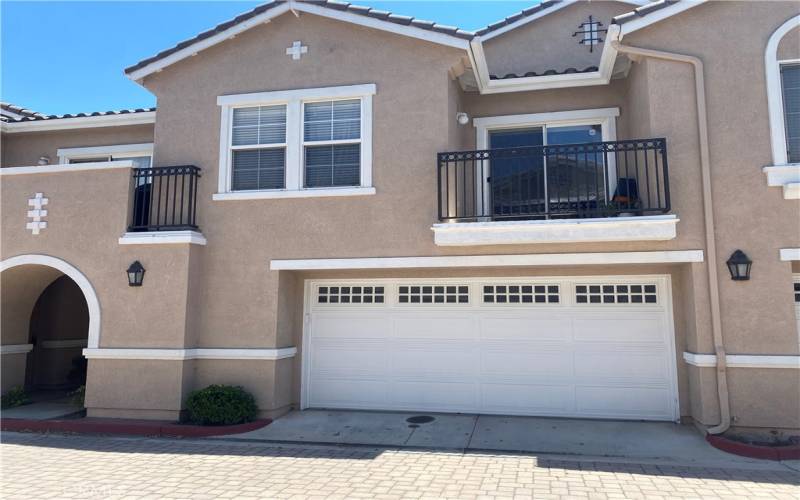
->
[119,165,206,245]
[129,165,201,232]
[433,139,678,246]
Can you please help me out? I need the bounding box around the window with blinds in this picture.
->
[303,99,361,188]
[231,105,287,190]
[782,64,800,163]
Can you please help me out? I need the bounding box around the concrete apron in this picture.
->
[217,409,766,466]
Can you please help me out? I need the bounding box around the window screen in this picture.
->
[303,99,361,188]
[231,105,287,190]
[782,64,800,163]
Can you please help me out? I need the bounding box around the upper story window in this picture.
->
[765,16,800,166]
[215,84,375,201]
[57,143,153,168]
[781,64,799,163]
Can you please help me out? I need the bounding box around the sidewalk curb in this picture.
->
[0,417,270,437]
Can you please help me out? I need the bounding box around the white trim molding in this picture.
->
[432,215,678,247]
[0,344,34,355]
[1,255,102,349]
[474,107,620,147]
[0,160,134,176]
[56,143,153,165]
[271,250,704,271]
[213,186,375,201]
[780,248,800,261]
[40,339,88,349]
[683,352,800,369]
[216,84,375,200]
[766,15,800,166]
[763,164,800,199]
[0,112,155,133]
[118,231,207,246]
[82,347,297,361]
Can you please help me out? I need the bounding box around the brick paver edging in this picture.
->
[707,434,800,460]
[0,417,270,437]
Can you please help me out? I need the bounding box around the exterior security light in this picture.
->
[726,250,752,281]
[456,112,469,125]
[126,260,145,287]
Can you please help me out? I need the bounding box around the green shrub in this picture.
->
[185,385,257,425]
[1,386,30,409]
[69,385,86,407]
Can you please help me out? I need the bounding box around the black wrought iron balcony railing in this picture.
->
[129,165,201,232]
[437,138,670,222]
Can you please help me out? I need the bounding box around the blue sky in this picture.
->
[1,1,535,115]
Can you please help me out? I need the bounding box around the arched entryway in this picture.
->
[1,255,100,404]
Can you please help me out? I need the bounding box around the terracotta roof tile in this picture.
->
[1,107,156,123]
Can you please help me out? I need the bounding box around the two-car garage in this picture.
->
[302,276,679,421]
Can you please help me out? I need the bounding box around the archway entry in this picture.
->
[1,255,100,412]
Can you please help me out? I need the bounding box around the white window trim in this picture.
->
[216,84,375,200]
[57,143,154,165]
[766,15,800,167]
[472,107,619,216]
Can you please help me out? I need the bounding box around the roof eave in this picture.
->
[124,1,473,83]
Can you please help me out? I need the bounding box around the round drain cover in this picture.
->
[406,415,435,424]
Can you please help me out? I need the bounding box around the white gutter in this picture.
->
[1,111,155,133]
[610,38,730,435]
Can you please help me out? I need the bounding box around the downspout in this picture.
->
[610,38,730,435]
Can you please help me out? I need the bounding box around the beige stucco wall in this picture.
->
[482,1,634,77]
[1,124,154,168]
[777,26,800,61]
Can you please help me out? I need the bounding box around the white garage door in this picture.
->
[303,276,679,421]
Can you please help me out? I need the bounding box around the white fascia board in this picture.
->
[616,1,705,39]
[1,112,155,133]
[432,215,678,247]
[82,347,297,361]
[0,344,34,355]
[217,84,376,107]
[684,352,800,369]
[118,231,207,246]
[473,108,619,129]
[0,160,134,176]
[780,248,800,261]
[270,250,704,271]
[126,1,470,82]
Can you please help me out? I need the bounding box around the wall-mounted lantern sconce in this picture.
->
[126,260,145,287]
[726,250,752,281]
[456,112,470,126]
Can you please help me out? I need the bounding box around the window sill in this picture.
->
[118,230,207,246]
[212,187,376,201]
[763,164,800,199]
[431,215,679,246]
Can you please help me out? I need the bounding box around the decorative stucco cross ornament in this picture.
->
[286,40,308,60]
[26,192,49,235]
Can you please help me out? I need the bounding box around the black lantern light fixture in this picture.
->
[726,250,752,281]
[126,260,145,287]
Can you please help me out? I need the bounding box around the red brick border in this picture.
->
[706,434,800,461]
[1,417,270,437]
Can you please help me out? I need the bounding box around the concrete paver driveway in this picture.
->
[229,410,764,466]
[2,432,798,499]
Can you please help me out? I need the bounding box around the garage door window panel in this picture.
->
[317,285,385,304]
[398,285,469,304]
[483,284,560,304]
[575,284,657,304]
